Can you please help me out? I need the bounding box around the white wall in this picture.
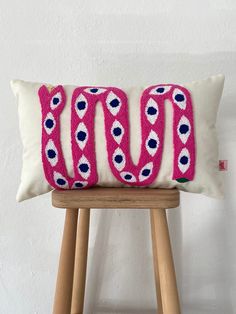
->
[0,0,236,313]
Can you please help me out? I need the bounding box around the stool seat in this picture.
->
[52,187,180,209]
[51,188,181,314]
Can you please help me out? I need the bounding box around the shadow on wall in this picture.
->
[82,206,182,314]
[82,190,236,314]
[84,208,159,314]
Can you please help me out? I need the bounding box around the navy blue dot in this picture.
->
[175,94,185,102]
[79,163,89,173]
[180,156,188,165]
[114,155,123,163]
[75,182,83,188]
[179,124,189,134]
[77,101,86,110]
[47,149,56,159]
[147,106,157,115]
[148,139,157,149]
[156,87,165,93]
[90,88,98,93]
[57,178,66,185]
[142,169,151,176]
[77,131,86,141]
[113,127,122,136]
[110,99,120,107]
[53,97,60,105]
[124,174,132,180]
[45,119,54,129]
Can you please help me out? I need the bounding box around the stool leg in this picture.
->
[150,210,163,314]
[151,208,181,314]
[53,208,79,314]
[71,208,90,314]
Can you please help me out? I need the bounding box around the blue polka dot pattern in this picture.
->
[120,171,136,182]
[148,139,157,148]
[75,122,88,150]
[177,116,191,144]
[175,94,185,102]
[46,119,54,129]
[50,92,62,110]
[106,92,122,116]
[112,148,126,171]
[53,171,68,188]
[142,169,150,176]
[113,127,122,136]
[173,89,187,110]
[111,120,124,144]
[44,113,56,135]
[114,155,123,163]
[57,178,66,185]
[146,130,159,157]
[145,98,159,125]
[180,156,188,165]
[53,97,60,105]
[45,139,58,166]
[72,180,88,189]
[79,163,89,173]
[75,94,88,119]
[77,155,91,179]
[77,101,86,110]
[124,174,132,180]
[179,124,189,134]
[47,149,56,159]
[178,148,190,174]
[139,162,153,182]
[84,87,107,95]
[77,131,86,141]
[156,87,165,93]
[110,99,119,108]
[150,85,171,95]
[147,107,157,115]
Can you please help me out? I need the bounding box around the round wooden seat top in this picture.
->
[52,187,180,209]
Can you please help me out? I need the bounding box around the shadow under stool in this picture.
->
[51,187,181,314]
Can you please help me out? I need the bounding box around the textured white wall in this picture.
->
[0,0,236,313]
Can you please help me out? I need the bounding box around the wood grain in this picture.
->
[52,187,180,209]
[52,209,78,314]
[151,208,181,314]
[71,208,90,314]
[150,209,163,314]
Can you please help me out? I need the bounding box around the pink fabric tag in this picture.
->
[219,160,228,171]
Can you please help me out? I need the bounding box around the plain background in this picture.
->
[0,0,236,313]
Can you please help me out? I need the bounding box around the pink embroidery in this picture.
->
[38,84,195,189]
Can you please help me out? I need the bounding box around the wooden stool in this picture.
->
[51,187,181,314]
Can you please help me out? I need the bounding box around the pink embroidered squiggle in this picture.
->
[38,84,195,190]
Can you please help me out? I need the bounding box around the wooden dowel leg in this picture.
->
[53,208,79,314]
[151,208,181,314]
[71,208,90,314]
[150,209,163,314]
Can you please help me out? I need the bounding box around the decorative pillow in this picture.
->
[11,75,224,202]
